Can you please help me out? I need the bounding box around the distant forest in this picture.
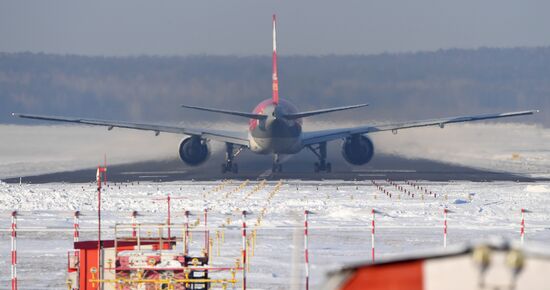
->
[1,47,549,126]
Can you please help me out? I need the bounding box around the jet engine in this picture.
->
[178,136,210,166]
[341,135,374,165]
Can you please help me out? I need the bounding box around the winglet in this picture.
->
[272,14,279,105]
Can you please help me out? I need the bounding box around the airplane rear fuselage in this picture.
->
[248,98,303,154]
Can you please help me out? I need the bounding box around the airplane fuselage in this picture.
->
[248,98,303,154]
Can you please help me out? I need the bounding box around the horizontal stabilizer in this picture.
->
[181,104,267,120]
[282,103,368,119]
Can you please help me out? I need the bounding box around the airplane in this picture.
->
[13,15,537,174]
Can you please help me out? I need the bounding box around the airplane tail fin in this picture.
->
[181,16,367,121]
[272,14,279,105]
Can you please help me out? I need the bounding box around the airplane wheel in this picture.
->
[314,162,320,173]
[232,164,239,174]
[326,163,332,173]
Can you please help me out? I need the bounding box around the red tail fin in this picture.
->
[272,14,279,105]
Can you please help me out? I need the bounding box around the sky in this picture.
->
[1,0,549,56]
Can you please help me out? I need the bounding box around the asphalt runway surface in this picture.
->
[4,150,544,183]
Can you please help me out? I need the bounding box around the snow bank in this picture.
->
[1,180,550,289]
[524,184,550,193]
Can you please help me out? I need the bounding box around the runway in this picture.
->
[4,151,543,183]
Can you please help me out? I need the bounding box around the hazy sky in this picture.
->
[1,1,549,56]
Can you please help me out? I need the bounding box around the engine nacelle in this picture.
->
[341,135,374,165]
[178,136,210,166]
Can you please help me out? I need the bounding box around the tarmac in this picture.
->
[3,150,543,183]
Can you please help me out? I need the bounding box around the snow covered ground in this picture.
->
[1,179,550,289]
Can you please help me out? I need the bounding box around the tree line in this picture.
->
[1,47,549,125]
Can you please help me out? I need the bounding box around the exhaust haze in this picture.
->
[1,122,548,179]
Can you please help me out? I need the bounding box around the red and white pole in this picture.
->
[519,209,533,244]
[371,209,376,263]
[204,208,208,255]
[443,208,448,248]
[97,166,101,254]
[184,210,190,256]
[167,194,171,239]
[73,211,80,243]
[11,211,17,290]
[241,210,248,290]
[131,211,138,238]
[304,210,310,290]
[103,153,107,186]
[96,166,106,284]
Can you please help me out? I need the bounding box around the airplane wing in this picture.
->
[301,110,538,146]
[12,113,250,147]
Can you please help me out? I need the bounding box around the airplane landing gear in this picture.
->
[314,161,331,173]
[221,143,243,174]
[272,154,283,173]
[307,142,332,173]
[221,162,238,174]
